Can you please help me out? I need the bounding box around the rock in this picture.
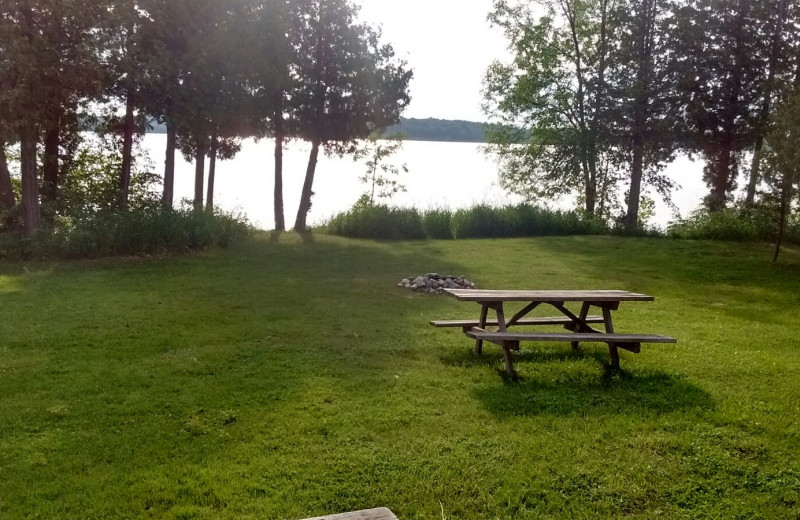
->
[412,276,426,286]
[425,273,440,279]
[401,278,410,285]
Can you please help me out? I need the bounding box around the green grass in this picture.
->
[1,233,799,519]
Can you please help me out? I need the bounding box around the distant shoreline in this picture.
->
[146,117,489,144]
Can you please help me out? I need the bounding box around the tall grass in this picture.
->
[668,208,800,244]
[320,203,608,240]
[0,204,251,259]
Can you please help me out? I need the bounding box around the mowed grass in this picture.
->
[1,233,799,519]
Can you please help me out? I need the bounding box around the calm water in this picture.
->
[142,134,707,230]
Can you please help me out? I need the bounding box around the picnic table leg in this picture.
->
[571,302,591,350]
[602,306,620,369]
[493,302,518,377]
[475,304,489,355]
[502,341,519,378]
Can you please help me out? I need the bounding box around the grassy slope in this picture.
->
[0,234,798,520]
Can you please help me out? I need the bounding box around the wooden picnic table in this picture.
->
[301,508,397,520]
[431,289,676,377]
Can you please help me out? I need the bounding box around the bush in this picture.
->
[0,204,251,260]
[322,203,425,240]
[450,204,608,239]
[321,202,609,240]
[422,209,453,239]
[668,208,770,242]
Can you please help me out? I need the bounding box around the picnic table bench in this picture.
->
[432,289,676,377]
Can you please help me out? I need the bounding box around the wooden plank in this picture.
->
[465,330,677,344]
[443,289,655,302]
[301,507,398,520]
[431,316,605,328]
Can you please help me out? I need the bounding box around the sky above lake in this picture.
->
[354,0,509,122]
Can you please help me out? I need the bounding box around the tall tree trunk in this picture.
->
[206,134,217,212]
[625,0,655,231]
[119,91,135,208]
[20,124,40,234]
[626,138,646,230]
[706,2,746,212]
[747,0,789,208]
[294,138,320,232]
[706,141,735,212]
[0,139,15,212]
[41,115,60,218]
[773,176,791,263]
[273,112,286,231]
[193,140,206,211]
[162,121,176,208]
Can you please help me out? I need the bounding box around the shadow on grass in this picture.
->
[479,368,711,417]
[441,344,713,416]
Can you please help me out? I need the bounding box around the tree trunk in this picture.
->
[747,0,789,208]
[273,113,286,231]
[706,142,735,212]
[119,91,135,208]
[773,176,790,263]
[294,138,320,232]
[0,139,15,212]
[206,134,217,212]
[747,137,764,207]
[626,139,645,230]
[162,121,176,208]
[20,125,40,234]
[624,0,655,231]
[41,116,60,217]
[193,140,206,211]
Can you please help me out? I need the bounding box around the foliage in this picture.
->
[484,0,627,219]
[421,208,453,239]
[321,200,425,240]
[0,204,250,260]
[667,206,800,243]
[450,204,608,239]
[761,91,800,260]
[57,135,160,219]
[353,132,408,205]
[321,202,609,240]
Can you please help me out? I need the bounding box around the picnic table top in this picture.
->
[443,289,655,303]
[302,508,397,520]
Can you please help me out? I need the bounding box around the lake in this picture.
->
[142,134,707,231]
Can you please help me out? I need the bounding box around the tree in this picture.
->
[745,0,796,208]
[762,92,800,262]
[248,0,296,231]
[353,132,408,205]
[610,0,680,230]
[105,0,150,208]
[484,0,622,219]
[291,0,411,232]
[672,0,765,212]
[0,0,108,232]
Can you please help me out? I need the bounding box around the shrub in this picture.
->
[322,203,425,240]
[321,202,609,240]
[668,208,770,242]
[422,209,453,239]
[0,204,251,260]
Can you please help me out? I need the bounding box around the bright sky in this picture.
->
[354,0,509,122]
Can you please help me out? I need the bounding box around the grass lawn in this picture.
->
[1,233,799,519]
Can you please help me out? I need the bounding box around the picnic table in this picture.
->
[301,508,397,520]
[431,289,676,377]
